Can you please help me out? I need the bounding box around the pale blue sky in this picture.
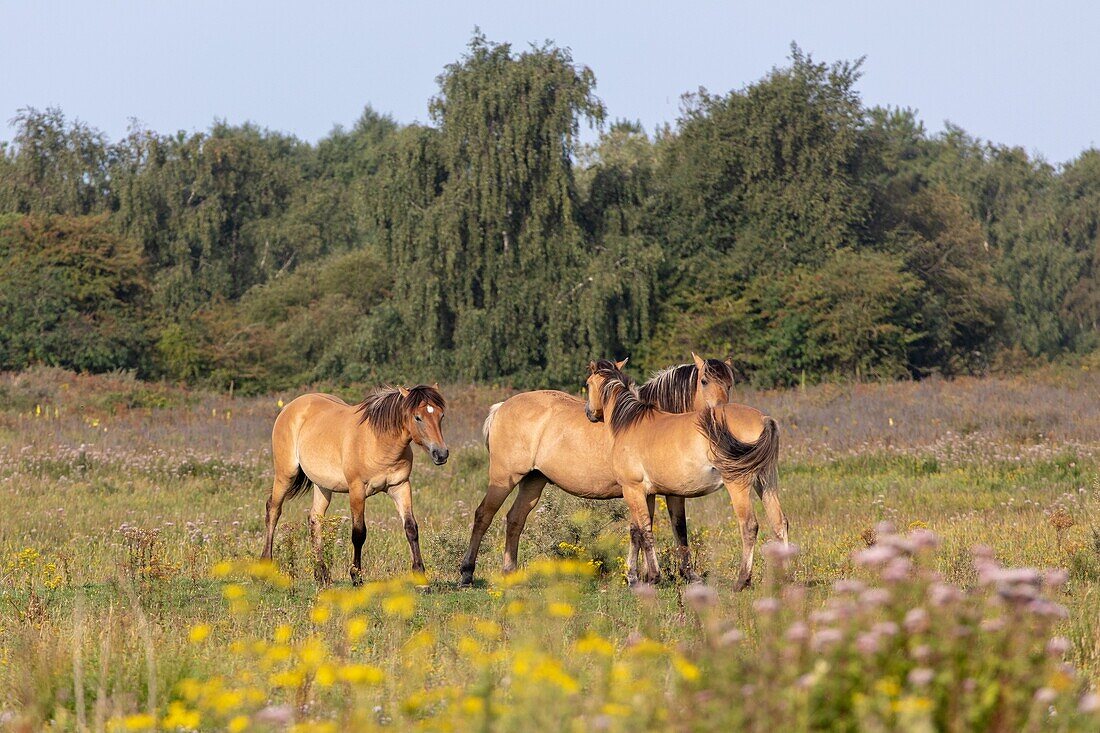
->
[2,1,1097,163]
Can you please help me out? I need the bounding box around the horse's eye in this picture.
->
[701,380,709,386]
[415,415,423,423]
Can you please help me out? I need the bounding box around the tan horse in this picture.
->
[261,385,448,585]
[584,360,788,589]
[459,354,735,587]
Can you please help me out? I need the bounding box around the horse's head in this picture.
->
[585,358,630,423]
[691,352,736,410]
[400,385,449,465]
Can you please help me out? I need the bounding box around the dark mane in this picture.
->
[591,359,655,435]
[638,360,736,413]
[356,384,446,434]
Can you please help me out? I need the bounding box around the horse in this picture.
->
[261,385,449,585]
[459,354,735,587]
[584,359,788,589]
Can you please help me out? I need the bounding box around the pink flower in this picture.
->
[753,597,780,614]
[904,608,930,634]
[855,545,898,567]
[855,632,879,654]
[785,622,809,643]
[684,584,718,610]
[908,668,934,687]
[1078,693,1099,713]
[1047,636,1070,657]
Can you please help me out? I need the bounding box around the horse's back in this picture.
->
[488,390,616,495]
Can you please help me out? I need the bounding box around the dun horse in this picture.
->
[261,385,449,585]
[460,354,735,587]
[584,360,788,589]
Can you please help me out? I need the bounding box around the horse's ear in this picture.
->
[432,382,440,390]
[398,386,409,398]
[724,357,733,367]
[692,352,705,371]
[615,358,629,370]
[587,361,597,375]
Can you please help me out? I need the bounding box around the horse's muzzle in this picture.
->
[585,406,599,423]
[430,447,449,465]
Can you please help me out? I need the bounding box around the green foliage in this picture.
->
[0,214,149,372]
[0,37,1097,388]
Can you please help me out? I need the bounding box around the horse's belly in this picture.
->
[648,465,723,499]
[300,461,349,493]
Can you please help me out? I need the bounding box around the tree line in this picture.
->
[1,36,1097,392]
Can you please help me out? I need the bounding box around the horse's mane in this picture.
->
[638,359,735,413]
[591,359,654,436]
[356,385,446,434]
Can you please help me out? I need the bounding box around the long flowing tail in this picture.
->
[698,409,779,488]
[482,402,503,449]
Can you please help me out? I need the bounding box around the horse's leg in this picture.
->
[309,486,334,585]
[346,484,368,585]
[262,474,290,561]
[388,481,424,575]
[623,484,660,585]
[725,479,759,591]
[459,470,520,587]
[644,493,659,581]
[754,466,789,547]
[502,473,548,573]
[666,496,701,582]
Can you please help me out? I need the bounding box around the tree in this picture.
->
[0,214,149,372]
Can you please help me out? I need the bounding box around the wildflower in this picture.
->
[255,705,294,725]
[832,579,866,594]
[1035,687,1057,704]
[574,634,614,656]
[671,654,701,682]
[1044,568,1069,589]
[162,702,201,729]
[811,628,843,651]
[274,624,293,643]
[461,696,486,714]
[785,623,809,643]
[122,713,157,730]
[928,582,962,607]
[309,605,331,624]
[762,542,800,565]
[882,556,912,582]
[382,593,416,618]
[856,632,880,655]
[860,588,892,607]
[188,623,211,643]
[855,545,898,567]
[1079,693,1100,713]
[1047,636,1071,657]
[752,597,779,614]
[903,607,930,634]
[222,584,245,600]
[228,716,250,732]
[548,602,575,618]
[908,668,934,688]
[718,628,744,647]
[346,617,369,642]
[684,584,718,611]
[315,664,337,687]
[337,664,384,685]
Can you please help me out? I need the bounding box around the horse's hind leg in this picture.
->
[754,466,789,546]
[666,496,701,582]
[310,486,334,585]
[725,479,759,591]
[459,469,520,587]
[388,481,424,576]
[262,468,297,561]
[502,473,548,573]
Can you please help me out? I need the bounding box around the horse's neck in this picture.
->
[369,425,412,462]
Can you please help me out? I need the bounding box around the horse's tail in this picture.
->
[699,409,779,489]
[483,402,503,449]
[284,468,313,501]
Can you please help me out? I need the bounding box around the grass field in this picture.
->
[1,366,1099,731]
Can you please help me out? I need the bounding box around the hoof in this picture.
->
[682,571,705,585]
[314,564,332,586]
[349,567,363,587]
[733,575,752,592]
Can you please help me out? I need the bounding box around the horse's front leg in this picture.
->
[348,484,367,586]
[310,487,334,585]
[623,484,660,585]
[389,482,424,574]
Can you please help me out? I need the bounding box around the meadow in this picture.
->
[1,365,1099,731]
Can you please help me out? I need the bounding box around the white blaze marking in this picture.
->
[426,406,434,414]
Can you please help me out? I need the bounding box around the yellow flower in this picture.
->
[338,664,384,685]
[162,701,202,729]
[547,602,574,618]
[274,624,293,643]
[188,624,211,643]
[574,634,614,656]
[461,696,486,714]
[672,654,701,682]
[222,584,245,600]
[228,715,250,732]
[601,703,631,717]
[315,664,337,687]
[382,593,416,618]
[211,561,233,578]
[309,605,331,624]
[122,713,157,730]
[346,617,369,641]
[269,669,304,688]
